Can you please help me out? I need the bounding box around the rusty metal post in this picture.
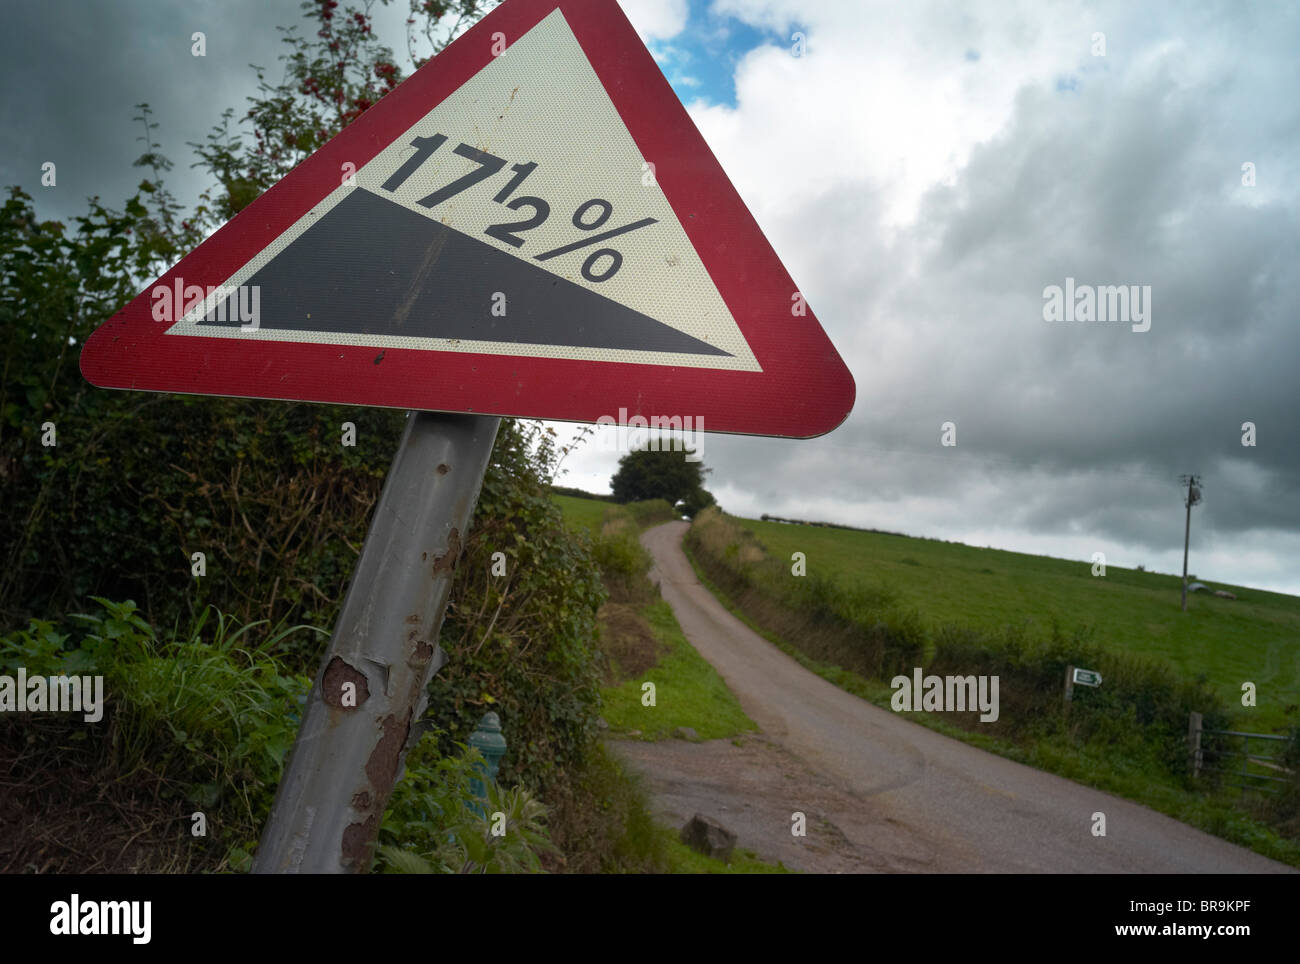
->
[253,411,501,873]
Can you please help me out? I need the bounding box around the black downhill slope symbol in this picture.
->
[199,188,731,356]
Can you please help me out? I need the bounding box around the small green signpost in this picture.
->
[1072,667,1103,687]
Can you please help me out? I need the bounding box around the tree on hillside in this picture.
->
[610,447,715,516]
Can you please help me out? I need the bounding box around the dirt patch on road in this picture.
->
[598,602,666,684]
[607,733,939,874]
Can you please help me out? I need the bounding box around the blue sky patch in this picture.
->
[646,0,802,108]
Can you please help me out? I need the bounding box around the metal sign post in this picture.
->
[253,411,500,873]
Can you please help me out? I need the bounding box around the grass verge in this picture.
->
[601,599,757,741]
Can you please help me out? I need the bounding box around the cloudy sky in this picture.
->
[5,1,1299,594]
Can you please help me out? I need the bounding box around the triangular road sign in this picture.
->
[80,0,855,438]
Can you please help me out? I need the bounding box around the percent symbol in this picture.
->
[534,199,657,282]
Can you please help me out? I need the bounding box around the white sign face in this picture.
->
[166,9,761,373]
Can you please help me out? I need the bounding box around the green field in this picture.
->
[553,493,611,536]
[732,517,1300,732]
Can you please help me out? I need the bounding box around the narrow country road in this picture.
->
[634,521,1291,873]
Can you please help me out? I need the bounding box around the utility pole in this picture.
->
[1179,474,1202,612]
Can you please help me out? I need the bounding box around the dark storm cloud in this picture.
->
[2,0,319,221]
[886,72,1300,542]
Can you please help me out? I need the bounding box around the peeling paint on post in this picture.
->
[321,657,370,709]
[253,411,500,873]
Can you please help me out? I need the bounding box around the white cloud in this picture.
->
[618,0,689,41]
